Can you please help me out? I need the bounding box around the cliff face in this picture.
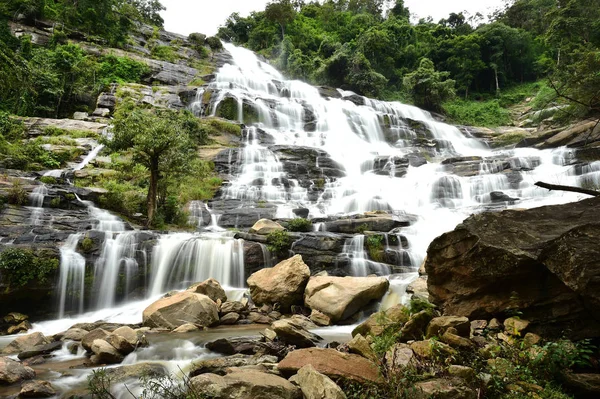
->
[426,196,600,339]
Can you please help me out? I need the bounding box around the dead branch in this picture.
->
[535,181,600,197]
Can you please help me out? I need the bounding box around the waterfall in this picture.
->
[74,144,105,171]
[148,232,245,296]
[29,184,48,225]
[57,234,86,317]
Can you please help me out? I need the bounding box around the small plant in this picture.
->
[406,297,435,315]
[266,230,292,254]
[80,237,94,253]
[7,180,28,205]
[39,176,57,184]
[287,217,312,232]
[205,36,223,51]
[355,223,369,233]
[0,248,59,288]
[366,234,384,262]
[50,197,61,208]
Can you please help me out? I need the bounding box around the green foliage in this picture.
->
[0,248,58,287]
[205,36,223,51]
[266,230,292,254]
[355,223,369,233]
[366,234,384,262]
[97,55,151,88]
[150,45,179,63]
[7,180,28,205]
[443,99,511,127]
[406,297,436,315]
[287,217,312,232]
[403,58,456,112]
[80,237,94,253]
[0,112,25,141]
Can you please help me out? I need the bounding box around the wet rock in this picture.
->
[172,323,200,333]
[190,354,279,377]
[7,320,32,335]
[106,326,141,355]
[19,379,56,398]
[4,312,28,324]
[190,370,301,399]
[426,196,600,339]
[247,255,310,311]
[249,219,285,235]
[1,332,51,355]
[271,319,321,348]
[289,364,346,399]
[220,301,247,314]
[81,329,110,352]
[96,93,117,111]
[188,278,228,303]
[304,276,389,323]
[18,341,63,360]
[278,348,381,384]
[323,216,414,233]
[0,356,35,384]
[205,336,264,356]
[309,309,331,326]
[60,328,89,341]
[426,316,470,339]
[90,339,124,364]
[289,233,349,273]
[220,312,240,325]
[247,312,272,324]
[102,363,168,384]
[143,291,219,330]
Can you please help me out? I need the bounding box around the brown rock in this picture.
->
[19,379,56,398]
[523,332,541,348]
[400,310,434,341]
[352,304,408,337]
[448,365,475,381]
[191,370,301,399]
[271,319,321,348]
[188,278,227,303]
[1,332,51,355]
[414,378,477,399]
[90,339,124,364]
[81,329,110,352]
[249,219,285,235]
[247,255,310,310]
[385,344,415,372]
[220,312,240,325]
[0,356,35,384]
[278,348,381,384]
[7,321,32,335]
[426,316,470,338]
[220,301,246,314]
[504,317,530,336]
[304,276,389,322]
[289,364,347,399]
[142,291,219,330]
[347,334,377,363]
[440,330,473,348]
[172,323,200,333]
[61,328,89,341]
[309,309,331,326]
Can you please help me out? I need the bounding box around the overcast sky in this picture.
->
[160,0,506,37]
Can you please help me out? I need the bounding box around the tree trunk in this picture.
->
[147,157,159,226]
[494,67,500,95]
[280,23,285,40]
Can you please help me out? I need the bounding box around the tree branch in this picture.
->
[535,181,600,197]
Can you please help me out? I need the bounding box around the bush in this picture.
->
[151,45,179,63]
[0,111,25,141]
[266,230,292,254]
[97,55,151,88]
[287,218,312,232]
[205,36,223,51]
[39,176,57,185]
[366,234,384,262]
[0,248,59,287]
[188,32,206,44]
[443,99,511,127]
[7,180,28,205]
[80,237,94,253]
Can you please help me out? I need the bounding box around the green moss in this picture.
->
[366,234,385,262]
[39,176,57,184]
[50,197,61,208]
[215,97,239,121]
[80,237,94,253]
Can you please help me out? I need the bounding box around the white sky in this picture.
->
[160,0,506,37]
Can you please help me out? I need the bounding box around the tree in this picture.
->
[108,104,200,226]
[388,0,409,20]
[403,58,456,111]
[265,0,296,39]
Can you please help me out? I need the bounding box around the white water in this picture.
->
[74,144,105,170]
[58,234,86,317]
[28,184,48,225]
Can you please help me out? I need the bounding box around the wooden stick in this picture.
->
[535,181,600,197]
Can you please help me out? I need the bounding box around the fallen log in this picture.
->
[535,181,600,197]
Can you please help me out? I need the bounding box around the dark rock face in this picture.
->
[291,233,350,275]
[426,196,600,339]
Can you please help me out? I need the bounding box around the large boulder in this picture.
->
[0,356,35,384]
[271,319,321,348]
[249,219,285,235]
[278,348,381,384]
[247,255,310,310]
[426,197,600,339]
[19,380,56,397]
[90,339,124,364]
[143,291,219,329]
[190,354,279,377]
[188,278,228,303]
[190,371,301,399]
[289,364,347,399]
[1,332,51,355]
[304,276,390,322]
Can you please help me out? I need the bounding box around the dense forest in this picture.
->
[218,0,600,121]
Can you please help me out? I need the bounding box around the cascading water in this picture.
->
[29,184,48,225]
[196,42,600,302]
[57,234,86,318]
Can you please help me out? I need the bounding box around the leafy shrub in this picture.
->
[151,45,179,63]
[443,99,511,127]
[0,111,25,141]
[7,180,28,205]
[50,197,61,208]
[366,234,384,261]
[80,237,94,253]
[205,36,223,51]
[266,230,292,254]
[0,248,59,287]
[97,55,151,88]
[39,176,57,185]
[406,297,436,315]
[287,218,312,232]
